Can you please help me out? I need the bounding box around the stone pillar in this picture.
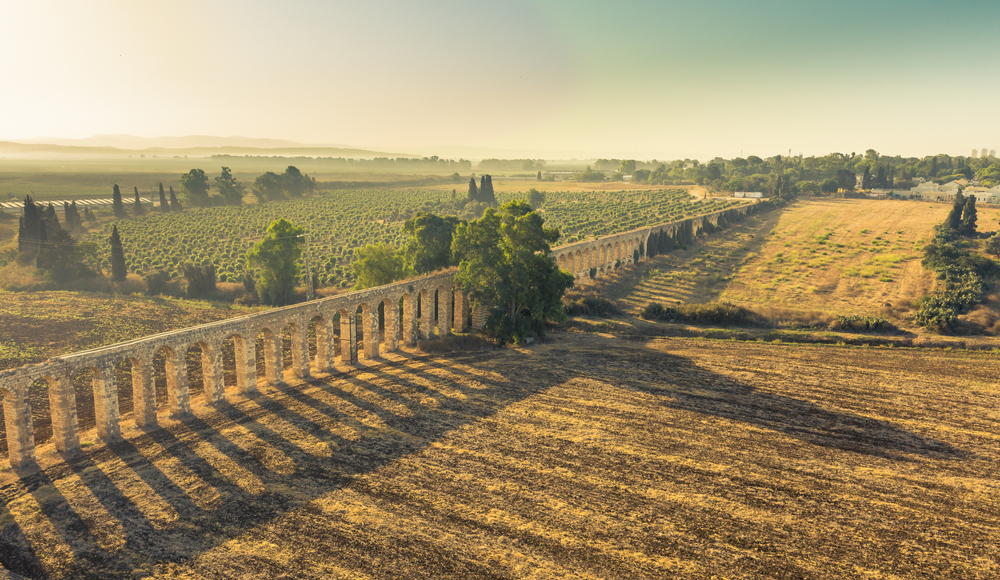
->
[93,365,122,443]
[419,289,434,340]
[454,290,470,332]
[440,287,453,337]
[340,313,357,364]
[290,324,310,379]
[383,299,399,352]
[402,296,417,347]
[131,359,157,428]
[363,307,380,359]
[236,335,257,395]
[166,348,191,417]
[46,373,80,455]
[261,332,281,386]
[314,319,332,372]
[3,394,36,472]
[203,344,225,404]
[471,301,488,330]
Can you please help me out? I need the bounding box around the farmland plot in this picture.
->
[1,334,996,579]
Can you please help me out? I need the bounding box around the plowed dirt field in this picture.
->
[1,333,998,579]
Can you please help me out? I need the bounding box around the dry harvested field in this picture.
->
[585,198,1000,325]
[1,333,998,579]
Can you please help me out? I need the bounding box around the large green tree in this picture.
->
[352,244,412,289]
[252,171,285,202]
[282,166,316,197]
[180,169,211,206]
[215,166,246,205]
[402,212,463,273]
[452,200,574,346]
[246,218,304,305]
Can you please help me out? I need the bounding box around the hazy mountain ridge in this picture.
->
[0,139,417,160]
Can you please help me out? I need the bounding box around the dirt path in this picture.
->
[1,333,997,579]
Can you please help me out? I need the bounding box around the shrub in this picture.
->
[831,315,895,332]
[144,269,171,296]
[564,296,622,317]
[641,301,756,326]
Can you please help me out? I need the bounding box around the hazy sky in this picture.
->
[1,0,998,160]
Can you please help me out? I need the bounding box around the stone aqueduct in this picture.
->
[0,203,756,472]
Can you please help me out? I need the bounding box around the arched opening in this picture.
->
[332,311,342,359]
[614,242,620,260]
[583,248,590,270]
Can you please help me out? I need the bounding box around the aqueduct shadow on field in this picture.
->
[0,351,537,580]
[582,338,963,460]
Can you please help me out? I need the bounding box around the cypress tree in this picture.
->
[112,184,127,219]
[169,187,181,211]
[44,203,59,231]
[19,196,42,253]
[467,177,478,203]
[960,195,978,236]
[479,175,496,205]
[537,170,542,181]
[158,183,168,213]
[133,187,145,216]
[70,201,81,227]
[946,191,965,230]
[110,225,127,281]
[861,167,872,190]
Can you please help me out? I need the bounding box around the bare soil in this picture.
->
[1,333,997,579]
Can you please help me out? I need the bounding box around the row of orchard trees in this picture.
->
[108,165,317,219]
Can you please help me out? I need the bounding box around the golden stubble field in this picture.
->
[585,198,1000,325]
[1,333,997,579]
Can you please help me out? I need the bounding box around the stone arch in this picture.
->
[418,288,435,340]
[583,248,590,271]
[574,250,582,274]
[558,253,567,270]
[614,241,621,260]
[1,384,37,471]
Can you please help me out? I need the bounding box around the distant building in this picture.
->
[733,192,762,198]
[972,149,978,158]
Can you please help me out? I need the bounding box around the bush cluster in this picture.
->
[915,225,999,329]
[641,301,755,326]
[564,296,622,317]
[832,315,894,332]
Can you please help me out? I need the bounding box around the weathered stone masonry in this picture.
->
[0,203,756,472]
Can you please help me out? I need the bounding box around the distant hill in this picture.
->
[12,134,353,150]
[0,139,416,160]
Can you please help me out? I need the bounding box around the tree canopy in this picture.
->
[245,218,304,305]
[180,169,211,206]
[352,243,412,289]
[402,212,463,273]
[452,200,574,345]
[215,166,246,205]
